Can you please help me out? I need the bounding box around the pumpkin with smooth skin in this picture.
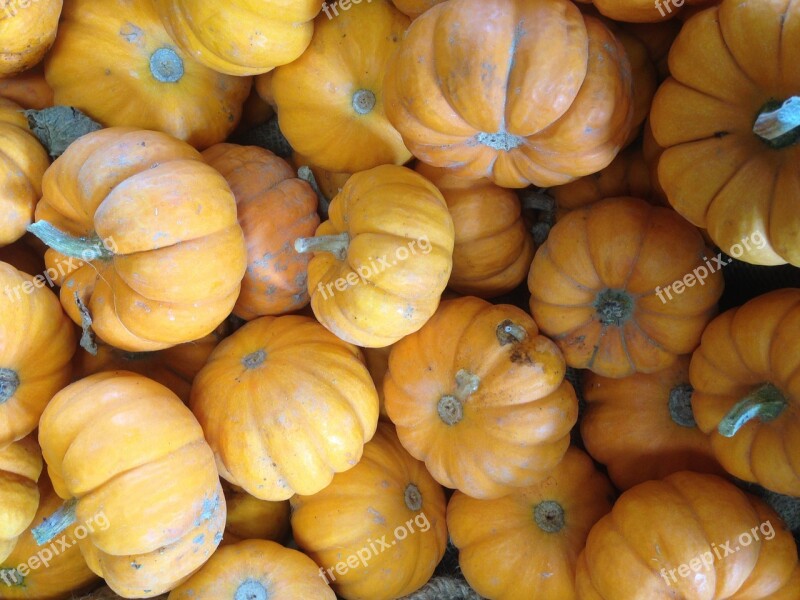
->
[650,0,800,267]
[384,296,577,499]
[689,289,800,497]
[528,196,723,378]
[582,355,724,490]
[268,0,411,174]
[37,371,226,598]
[0,0,61,76]
[190,315,379,501]
[28,127,247,352]
[220,481,290,545]
[295,164,454,348]
[154,0,321,76]
[44,0,251,150]
[0,65,54,109]
[448,447,615,600]
[383,0,634,189]
[202,144,319,319]
[575,471,799,599]
[0,435,41,563]
[291,422,448,600]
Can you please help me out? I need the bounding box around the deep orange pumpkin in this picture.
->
[0,65,54,110]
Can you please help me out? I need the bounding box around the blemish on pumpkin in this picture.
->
[119,22,143,43]
[0,369,20,404]
[194,495,220,526]
[193,534,205,544]
[130,560,142,569]
[367,507,386,525]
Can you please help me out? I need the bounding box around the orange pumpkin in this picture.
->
[581,0,715,22]
[390,0,445,19]
[383,0,634,188]
[619,19,681,80]
[0,65,54,109]
[0,0,61,76]
[384,296,577,499]
[362,344,392,421]
[0,435,41,563]
[220,481,290,545]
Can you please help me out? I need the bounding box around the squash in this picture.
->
[528,196,723,378]
[28,127,247,352]
[383,0,634,188]
[650,0,800,267]
[202,143,319,319]
[361,344,392,421]
[295,164,454,348]
[578,0,716,22]
[384,296,577,499]
[0,0,61,76]
[190,315,379,501]
[389,0,445,19]
[267,0,411,173]
[689,288,800,497]
[290,422,447,600]
[153,0,321,76]
[220,481,290,545]
[448,447,615,600]
[0,435,41,563]
[0,65,54,109]
[37,371,226,598]
[44,0,251,150]
[575,471,799,599]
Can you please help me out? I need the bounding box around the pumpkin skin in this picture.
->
[390,0,445,19]
[0,262,75,447]
[362,344,393,421]
[528,197,723,378]
[190,315,379,501]
[448,447,615,600]
[153,0,321,76]
[30,127,247,352]
[290,422,448,600]
[689,289,800,497]
[298,164,454,348]
[0,0,61,76]
[220,481,290,545]
[584,0,715,22]
[0,65,54,109]
[575,472,799,599]
[38,371,226,598]
[202,144,319,319]
[383,0,634,189]
[384,296,577,499]
[268,0,411,174]
[44,0,251,150]
[650,0,800,267]
[167,539,335,600]
[0,435,41,563]
[619,19,681,80]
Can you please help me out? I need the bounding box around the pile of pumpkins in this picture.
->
[1,0,799,598]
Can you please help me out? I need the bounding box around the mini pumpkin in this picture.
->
[0,0,61,76]
[220,481,290,545]
[0,65,54,110]
[389,0,445,19]
[579,0,715,22]
[361,344,393,421]
[0,435,42,563]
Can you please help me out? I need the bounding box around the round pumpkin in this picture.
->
[0,0,61,76]
[650,0,800,266]
[190,315,379,501]
[448,447,615,600]
[202,143,320,319]
[296,164,454,348]
[220,481,290,545]
[689,288,800,497]
[383,0,634,188]
[290,422,448,600]
[267,0,411,173]
[37,371,226,598]
[0,435,41,563]
[0,65,54,109]
[528,196,723,378]
[29,127,247,352]
[384,296,577,499]
[44,0,251,150]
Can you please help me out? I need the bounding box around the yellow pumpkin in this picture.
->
[0,0,61,76]
[0,435,41,563]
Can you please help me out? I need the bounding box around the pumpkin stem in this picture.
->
[352,89,376,115]
[476,130,523,151]
[404,483,423,511]
[298,165,330,219]
[294,232,350,261]
[520,189,556,245]
[594,289,634,327]
[718,383,788,438]
[234,580,268,600]
[27,221,115,262]
[437,369,480,426]
[521,190,555,213]
[32,497,78,546]
[75,294,98,356]
[753,96,800,143]
[668,383,696,428]
[242,349,266,369]
[150,47,184,83]
[24,106,102,158]
[533,500,565,533]
[0,368,19,404]
[496,319,527,346]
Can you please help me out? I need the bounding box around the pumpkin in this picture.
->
[0,98,49,247]
[0,0,61,76]
[220,481,290,545]
[447,447,615,600]
[619,19,681,79]
[0,435,41,563]
[153,0,320,76]
[582,355,724,490]
[168,539,335,600]
[202,143,319,319]
[414,162,535,299]
[234,87,275,135]
[0,240,44,276]
[689,288,800,497]
[383,0,634,189]
[267,0,411,174]
[37,371,226,598]
[291,422,448,600]
[190,315,379,501]
[578,0,716,22]
[0,262,75,447]
[44,0,251,150]
[295,164,454,348]
[362,344,392,421]
[650,0,800,267]
[384,296,577,499]
[292,152,352,205]
[390,0,445,19]
[528,196,723,378]
[0,65,54,109]
[28,127,247,352]
[575,471,799,599]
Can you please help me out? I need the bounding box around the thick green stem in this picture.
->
[718,383,788,438]
[754,97,800,141]
[32,498,78,546]
[297,165,330,218]
[534,500,565,533]
[294,232,349,261]
[27,221,114,261]
[0,368,19,404]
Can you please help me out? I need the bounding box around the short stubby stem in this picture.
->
[150,47,184,83]
[594,288,634,327]
[235,579,268,600]
[496,319,527,346]
[533,500,565,533]
[437,369,480,426]
[27,221,115,262]
[753,96,800,145]
[668,383,696,428]
[352,89,376,115]
[718,382,788,437]
[404,483,423,511]
[0,368,20,404]
[476,130,524,151]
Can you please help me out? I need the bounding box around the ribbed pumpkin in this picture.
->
[220,481,290,545]
[29,128,247,352]
[291,422,448,600]
[44,0,251,150]
[384,296,577,499]
[190,315,379,501]
[0,65,54,110]
[448,447,615,600]
[689,289,800,497]
[0,0,61,76]
[37,371,226,598]
[0,435,41,563]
